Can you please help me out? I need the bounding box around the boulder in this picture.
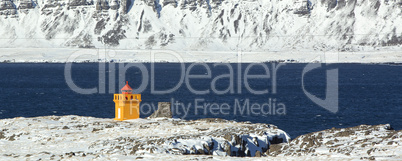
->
[0,131,5,139]
[19,0,35,9]
[162,0,177,7]
[69,0,90,6]
[255,150,262,157]
[0,0,16,11]
[148,102,172,118]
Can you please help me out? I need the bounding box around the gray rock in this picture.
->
[95,0,109,10]
[94,19,106,35]
[0,131,5,139]
[293,0,311,15]
[7,134,16,141]
[69,0,90,6]
[148,102,172,118]
[19,0,35,9]
[0,0,17,15]
[162,0,177,7]
[100,0,110,10]
[101,22,127,46]
[0,0,16,11]
[180,0,197,10]
[268,143,284,156]
[197,148,205,154]
[255,150,261,157]
[223,141,231,156]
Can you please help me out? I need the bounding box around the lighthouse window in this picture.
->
[125,97,128,100]
[131,96,133,100]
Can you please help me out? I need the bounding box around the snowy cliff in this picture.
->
[0,0,401,52]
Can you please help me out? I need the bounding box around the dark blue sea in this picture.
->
[0,63,401,138]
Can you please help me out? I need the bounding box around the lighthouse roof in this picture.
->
[121,81,133,92]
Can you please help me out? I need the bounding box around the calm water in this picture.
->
[0,63,400,138]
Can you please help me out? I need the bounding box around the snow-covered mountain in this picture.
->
[0,0,401,52]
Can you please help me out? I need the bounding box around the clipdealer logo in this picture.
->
[63,49,339,115]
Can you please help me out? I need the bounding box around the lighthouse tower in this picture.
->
[113,81,142,121]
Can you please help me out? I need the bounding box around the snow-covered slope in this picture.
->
[0,0,401,52]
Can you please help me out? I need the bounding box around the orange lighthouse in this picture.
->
[113,81,142,121]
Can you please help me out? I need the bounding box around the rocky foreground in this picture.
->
[0,116,401,160]
[270,124,402,160]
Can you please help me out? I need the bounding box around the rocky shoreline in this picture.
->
[0,116,401,160]
[269,124,401,160]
